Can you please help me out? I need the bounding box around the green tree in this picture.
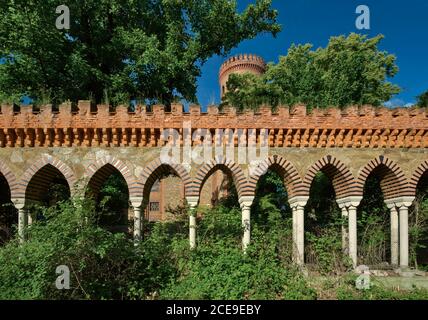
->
[0,0,280,107]
[97,172,129,231]
[223,33,400,111]
[417,90,428,108]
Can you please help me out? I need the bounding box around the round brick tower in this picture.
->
[219,54,266,98]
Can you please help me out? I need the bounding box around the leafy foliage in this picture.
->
[251,170,290,228]
[223,33,400,111]
[304,173,348,274]
[410,176,428,269]
[161,205,316,300]
[0,199,172,299]
[417,90,428,108]
[0,0,280,106]
[358,175,390,265]
[0,168,427,300]
[96,172,129,230]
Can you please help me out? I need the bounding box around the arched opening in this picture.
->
[305,171,343,272]
[251,165,293,262]
[302,157,356,273]
[251,165,291,226]
[142,164,187,223]
[0,173,17,244]
[357,164,396,267]
[26,164,71,221]
[195,163,241,244]
[199,168,238,209]
[86,164,129,234]
[411,170,428,269]
[146,174,185,222]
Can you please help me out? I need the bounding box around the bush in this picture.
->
[0,199,174,300]
[1,187,427,300]
[160,207,316,300]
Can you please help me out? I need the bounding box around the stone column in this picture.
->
[336,197,362,268]
[27,213,33,226]
[393,197,414,269]
[26,199,40,226]
[399,205,409,268]
[339,206,349,254]
[239,196,255,251]
[13,199,27,243]
[186,196,200,249]
[348,205,358,268]
[290,197,309,266]
[296,205,305,265]
[130,197,144,242]
[292,207,297,262]
[133,206,142,241]
[389,206,399,266]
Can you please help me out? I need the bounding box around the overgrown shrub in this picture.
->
[160,207,316,300]
[0,199,174,299]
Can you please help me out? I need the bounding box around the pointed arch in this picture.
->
[247,155,303,198]
[302,155,357,199]
[410,160,428,196]
[84,155,139,199]
[18,154,77,201]
[193,156,247,198]
[356,156,412,200]
[0,161,18,199]
[140,159,192,201]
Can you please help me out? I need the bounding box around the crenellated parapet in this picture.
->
[219,53,266,77]
[0,101,427,148]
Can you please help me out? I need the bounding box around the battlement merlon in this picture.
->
[0,101,426,131]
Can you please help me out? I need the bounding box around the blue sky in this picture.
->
[196,0,428,108]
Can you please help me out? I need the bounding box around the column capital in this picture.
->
[239,196,255,209]
[385,196,415,209]
[130,197,144,208]
[12,198,26,210]
[289,196,309,209]
[186,196,200,208]
[336,196,363,209]
[384,199,397,210]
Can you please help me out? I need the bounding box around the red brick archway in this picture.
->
[410,160,428,196]
[18,154,77,200]
[302,155,357,199]
[356,156,412,199]
[84,155,140,199]
[0,162,18,199]
[140,159,193,202]
[193,156,247,199]
[247,155,303,198]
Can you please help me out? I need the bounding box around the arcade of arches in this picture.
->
[0,100,427,269]
[0,145,427,269]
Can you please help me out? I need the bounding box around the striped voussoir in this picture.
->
[302,155,357,199]
[247,155,303,198]
[409,160,428,196]
[140,159,192,200]
[0,161,18,199]
[356,156,412,200]
[193,156,248,198]
[84,156,140,198]
[16,154,77,200]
